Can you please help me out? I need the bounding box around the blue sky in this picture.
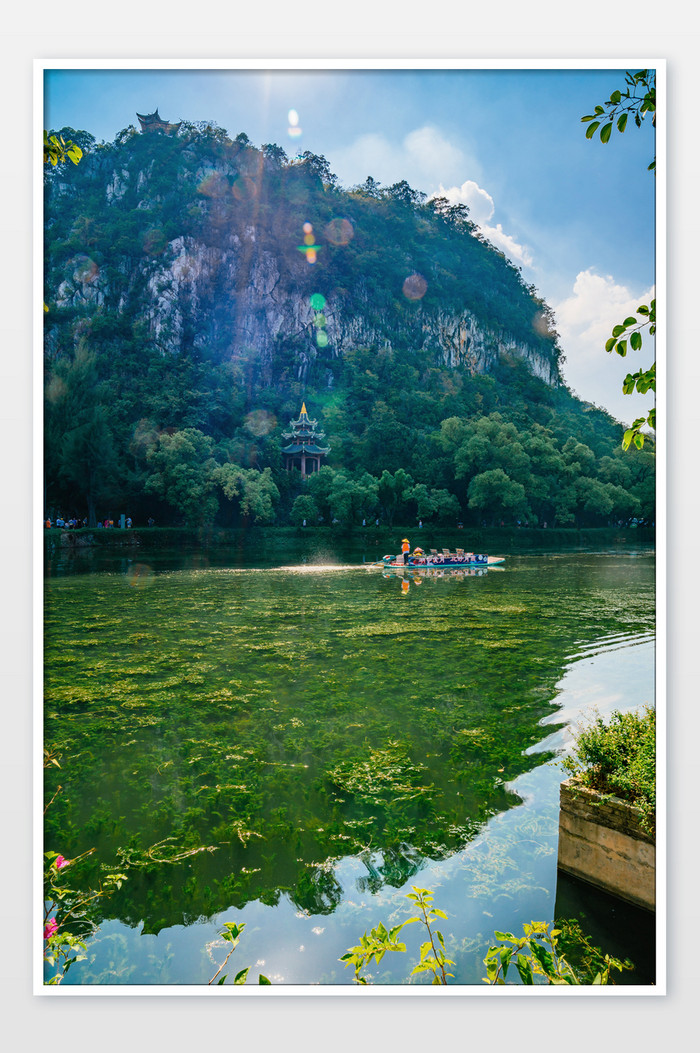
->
[44,64,657,426]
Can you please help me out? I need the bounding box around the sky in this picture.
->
[43,62,658,427]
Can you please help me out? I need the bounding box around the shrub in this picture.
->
[563,706,655,835]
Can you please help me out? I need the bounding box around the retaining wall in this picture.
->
[557,778,655,912]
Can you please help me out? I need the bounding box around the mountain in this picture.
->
[42,120,653,529]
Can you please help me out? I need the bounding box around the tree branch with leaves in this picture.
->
[582,70,656,449]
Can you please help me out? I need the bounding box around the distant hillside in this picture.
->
[43,121,654,529]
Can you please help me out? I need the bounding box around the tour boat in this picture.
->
[375,548,505,570]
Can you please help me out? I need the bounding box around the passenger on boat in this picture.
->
[401,538,410,565]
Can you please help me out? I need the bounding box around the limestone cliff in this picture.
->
[44,124,563,391]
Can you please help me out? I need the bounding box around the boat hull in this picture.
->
[381,554,505,569]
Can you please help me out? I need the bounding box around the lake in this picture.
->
[43,546,656,986]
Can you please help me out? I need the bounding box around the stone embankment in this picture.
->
[557,778,655,912]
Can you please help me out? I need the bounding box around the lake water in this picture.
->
[43,548,656,986]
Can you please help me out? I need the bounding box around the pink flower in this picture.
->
[44,918,58,940]
[55,855,67,869]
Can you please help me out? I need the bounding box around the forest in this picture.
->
[43,120,654,530]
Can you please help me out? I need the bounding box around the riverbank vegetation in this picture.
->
[563,706,656,835]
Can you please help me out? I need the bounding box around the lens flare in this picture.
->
[142,229,167,255]
[532,311,552,338]
[324,217,354,246]
[197,171,228,198]
[232,176,256,201]
[402,273,428,301]
[72,256,99,284]
[309,293,326,310]
[297,222,321,264]
[244,409,277,437]
[288,110,302,139]
[126,563,153,588]
[130,420,160,456]
[316,331,329,347]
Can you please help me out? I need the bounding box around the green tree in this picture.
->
[145,428,219,526]
[377,468,415,525]
[214,464,280,523]
[46,343,117,524]
[306,465,338,522]
[467,468,528,525]
[290,493,319,526]
[409,483,459,524]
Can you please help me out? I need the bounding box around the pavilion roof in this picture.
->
[281,442,331,455]
[136,109,181,132]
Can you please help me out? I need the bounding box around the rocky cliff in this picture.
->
[44,123,563,391]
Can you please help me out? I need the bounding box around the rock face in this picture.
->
[45,133,562,390]
[53,234,559,387]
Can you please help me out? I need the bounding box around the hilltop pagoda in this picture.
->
[281,403,330,478]
[136,109,182,135]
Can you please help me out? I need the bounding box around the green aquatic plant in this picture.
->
[43,557,655,954]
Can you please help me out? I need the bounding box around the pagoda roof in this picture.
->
[136,109,166,123]
[288,401,321,427]
[136,109,182,132]
[283,425,326,439]
[282,442,331,455]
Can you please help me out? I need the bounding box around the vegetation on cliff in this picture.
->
[43,121,654,528]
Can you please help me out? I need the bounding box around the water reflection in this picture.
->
[44,552,654,984]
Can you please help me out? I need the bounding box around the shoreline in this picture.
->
[43,523,655,553]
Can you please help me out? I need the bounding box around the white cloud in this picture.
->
[433,179,533,267]
[329,125,471,193]
[332,130,535,271]
[480,223,534,268]
[433,179,494,224]
[553,269,655,426]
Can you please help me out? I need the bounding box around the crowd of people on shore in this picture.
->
[44,515,142,529]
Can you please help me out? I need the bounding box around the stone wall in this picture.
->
[557,778,655,912]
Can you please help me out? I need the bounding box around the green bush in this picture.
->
[563,706,655,835]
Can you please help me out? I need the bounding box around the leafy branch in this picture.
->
[404,886,455,984]
[208,921,270,986]
[582,70,657,450]
[581,69,656,171]
[483,921,630,985]
[338,919,409,984]
[44,131,83,167]
[342,890,630,986]
[43,850,128,984]
[604,299,656,449]
[340,885,455,985]
[44,131,84,312]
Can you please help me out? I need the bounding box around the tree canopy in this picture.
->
[43,119,654,528]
